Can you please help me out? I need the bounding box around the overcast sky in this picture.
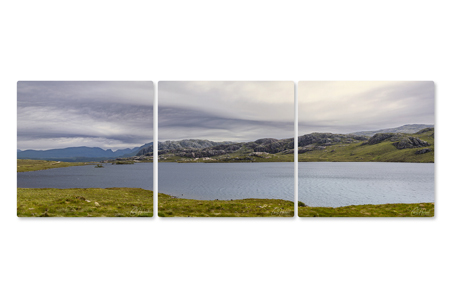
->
[159,81,294,142]
[17,81,153,151]
[298,81,435,135]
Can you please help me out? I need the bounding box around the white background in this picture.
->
[1,1,449,299]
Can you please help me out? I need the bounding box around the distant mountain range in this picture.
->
[351,124,434,136]
[17,146,141,162]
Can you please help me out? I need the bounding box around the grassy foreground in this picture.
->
[17,188,153,217]
[298,202,434,217]
[17,159,94,172]
[17,188,433,218]
[158,193,294,217]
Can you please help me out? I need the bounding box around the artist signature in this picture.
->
[130,206,152,215]
[410,207,432,216]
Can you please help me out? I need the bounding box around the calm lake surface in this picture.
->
[299,162,434,207]
[17,163,154,190]
[158,162,294,201]
[17,162,295,201]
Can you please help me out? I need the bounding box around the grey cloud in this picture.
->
[298,81,434,135]
[18,81,153,107]
[17,81,153,150]
[159,105,293,141]
[19,131,148,145]
[158,81,294,142]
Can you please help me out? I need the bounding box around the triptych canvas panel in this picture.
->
[17,81,434,217]
[297,82,434,217]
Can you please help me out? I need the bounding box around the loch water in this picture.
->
[298,162,434,207]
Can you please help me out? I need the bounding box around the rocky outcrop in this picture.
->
[367,133,400,145]
[415,148,431,155]
[254,138,278,144]
[415,127,434,134]
[298,146,314,154]
[238,138,294,154]
[137,139,234,156]
[298,133,367,147]
[393,137,430,149]
[368,132,430,149]
[160,137,295,157]
[366,131,431,151]
[296,133,369,154]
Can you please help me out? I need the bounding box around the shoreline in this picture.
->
[17,159,97,172]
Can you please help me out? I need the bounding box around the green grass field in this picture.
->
[17,188,153,217]
[16,187,433,217]
[17,159,95,172]
[298,202,434,217]
[158,193,294,217]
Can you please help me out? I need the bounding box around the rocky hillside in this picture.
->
[136,139,234,156]
[365,133,430,149]
[298,128,434,163]
[298,133,368,153]
[158,138,295,162]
